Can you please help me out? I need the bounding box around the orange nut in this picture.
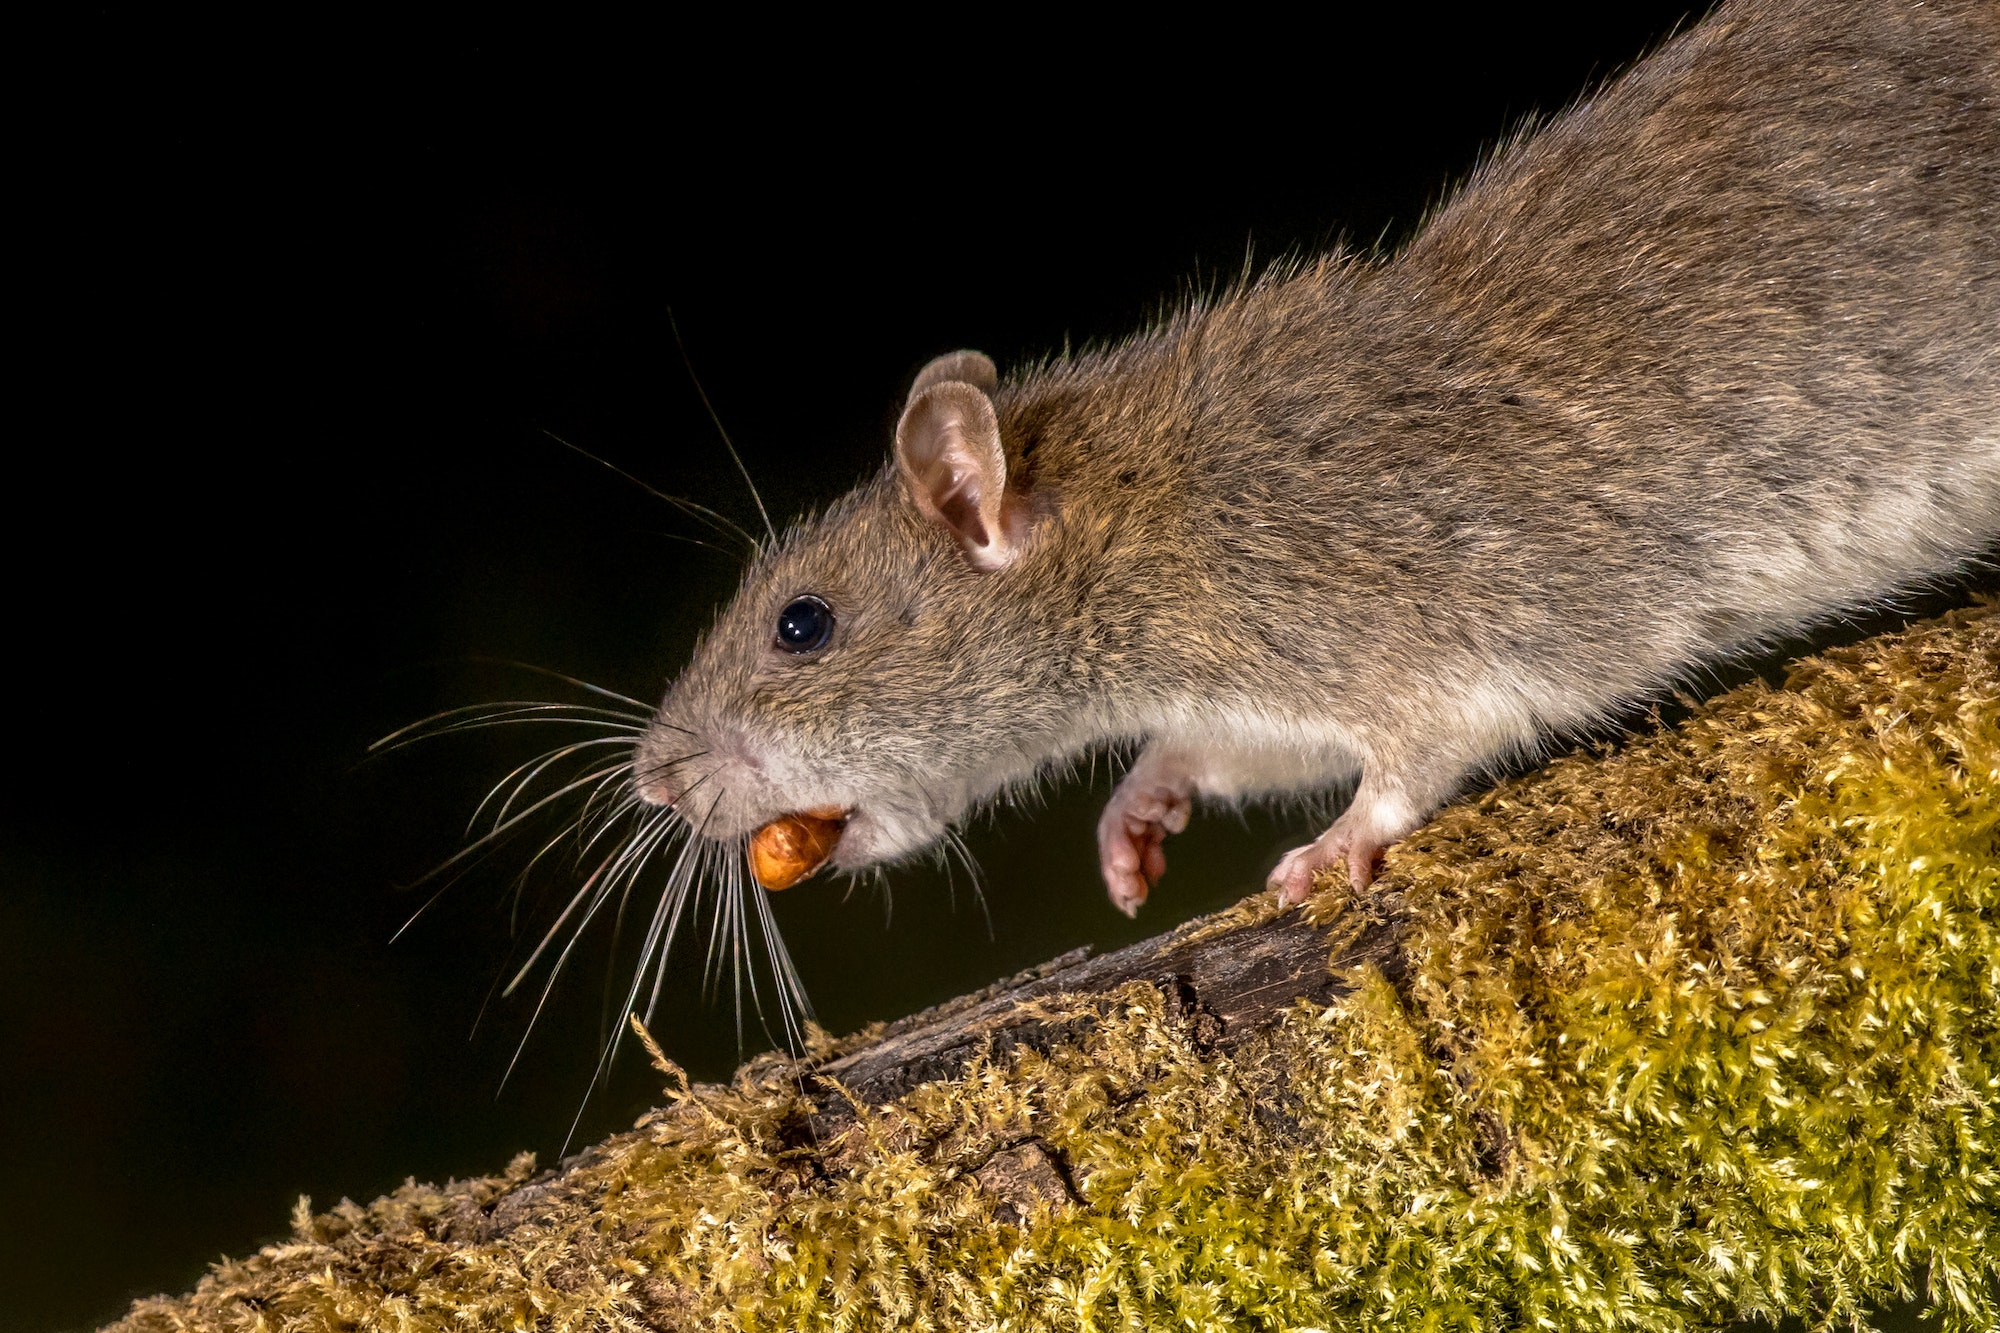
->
[747,808,847,890]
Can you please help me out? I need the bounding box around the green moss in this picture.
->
[112,605,1998,1332]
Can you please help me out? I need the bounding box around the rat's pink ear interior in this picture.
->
[906,349,997,406]
[894,379,1022,571]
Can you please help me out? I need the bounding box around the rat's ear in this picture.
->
[907,349,997,406]
[894,379,1024,571]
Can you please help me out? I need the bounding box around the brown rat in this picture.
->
[636,0,2000,917]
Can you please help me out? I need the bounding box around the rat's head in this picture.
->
[634,350,1076,873]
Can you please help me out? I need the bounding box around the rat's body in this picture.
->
[639,0,2000,913]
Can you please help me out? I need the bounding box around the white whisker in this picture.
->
[373,702,649,755]
[501,808,679,1092]
[456,659,663,714]
[644,812,724,1028]
[750,869,813,1047]
[391,676,835,1136]
[728,856,748,1057]
[666,308,779,549]
[545,429,764,558]
[474,738,639,836]
[563,815,701,1154]
[942,829,993,941]
[400,759,638,901]
[701,833,735,1000]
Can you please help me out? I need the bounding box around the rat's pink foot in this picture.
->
[1269,776,1429,906]
[1097,765,1194,917]
[1268,825,1387,906]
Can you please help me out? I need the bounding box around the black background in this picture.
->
[9,7,1975,1328]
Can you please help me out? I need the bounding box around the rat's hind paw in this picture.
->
[1268,825,1387,906]
[1097,771,1193,918]
[1272,771,1434,904]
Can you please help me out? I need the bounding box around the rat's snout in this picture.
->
[633,715,708,810]
[631,708,775,836]
[633,761,681,808]
[632,737,687,807]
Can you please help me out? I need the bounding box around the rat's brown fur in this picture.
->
[639,0,2000,913]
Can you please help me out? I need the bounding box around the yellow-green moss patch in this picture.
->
[113,606,1998,1332]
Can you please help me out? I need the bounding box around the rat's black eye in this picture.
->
[775,595,834,654]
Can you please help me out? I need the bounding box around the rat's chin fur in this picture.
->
[826,801,950,870]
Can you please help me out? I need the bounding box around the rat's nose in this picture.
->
[632,738,687,807]
[635,769,680,807]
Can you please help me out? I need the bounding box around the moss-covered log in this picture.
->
[113,605,1998,1332]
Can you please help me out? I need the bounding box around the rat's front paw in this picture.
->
[1096,774,1193,918]
[1268,825,1387,906]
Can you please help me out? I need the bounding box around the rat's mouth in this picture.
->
[747,807,849,890]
